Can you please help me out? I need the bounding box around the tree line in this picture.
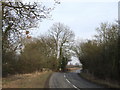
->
[3,22,74,76]
[2,0,74,76]
[2,1,73,77]
[74,22,120,82]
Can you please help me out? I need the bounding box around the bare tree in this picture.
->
[49,22,75,71]
[2,0,59,52]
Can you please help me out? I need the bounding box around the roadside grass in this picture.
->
[79,72,120,88]
[2,71,53,88]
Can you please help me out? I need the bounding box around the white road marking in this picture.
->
[73,85,77,88]
[64,74,66,78]
[66,79,71,84]
[64,73,80,90]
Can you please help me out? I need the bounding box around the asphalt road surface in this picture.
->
[49,69,104,89]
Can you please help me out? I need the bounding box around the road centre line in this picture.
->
[66,78,71,84]
[73,84,78,88]
[64,73,80,90]
[64,74,66,78]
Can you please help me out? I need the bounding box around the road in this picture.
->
[49,69,104,89]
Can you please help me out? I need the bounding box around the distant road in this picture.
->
[49,69,103,89]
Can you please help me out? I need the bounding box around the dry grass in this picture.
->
[79,72,120,88]
[2,71,52,88]
[67,67,81,72]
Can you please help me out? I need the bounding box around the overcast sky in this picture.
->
[29,1,118,40]
[25,0,118,65]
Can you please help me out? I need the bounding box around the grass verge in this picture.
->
[79,72,120,88]
[2,71,53,88]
